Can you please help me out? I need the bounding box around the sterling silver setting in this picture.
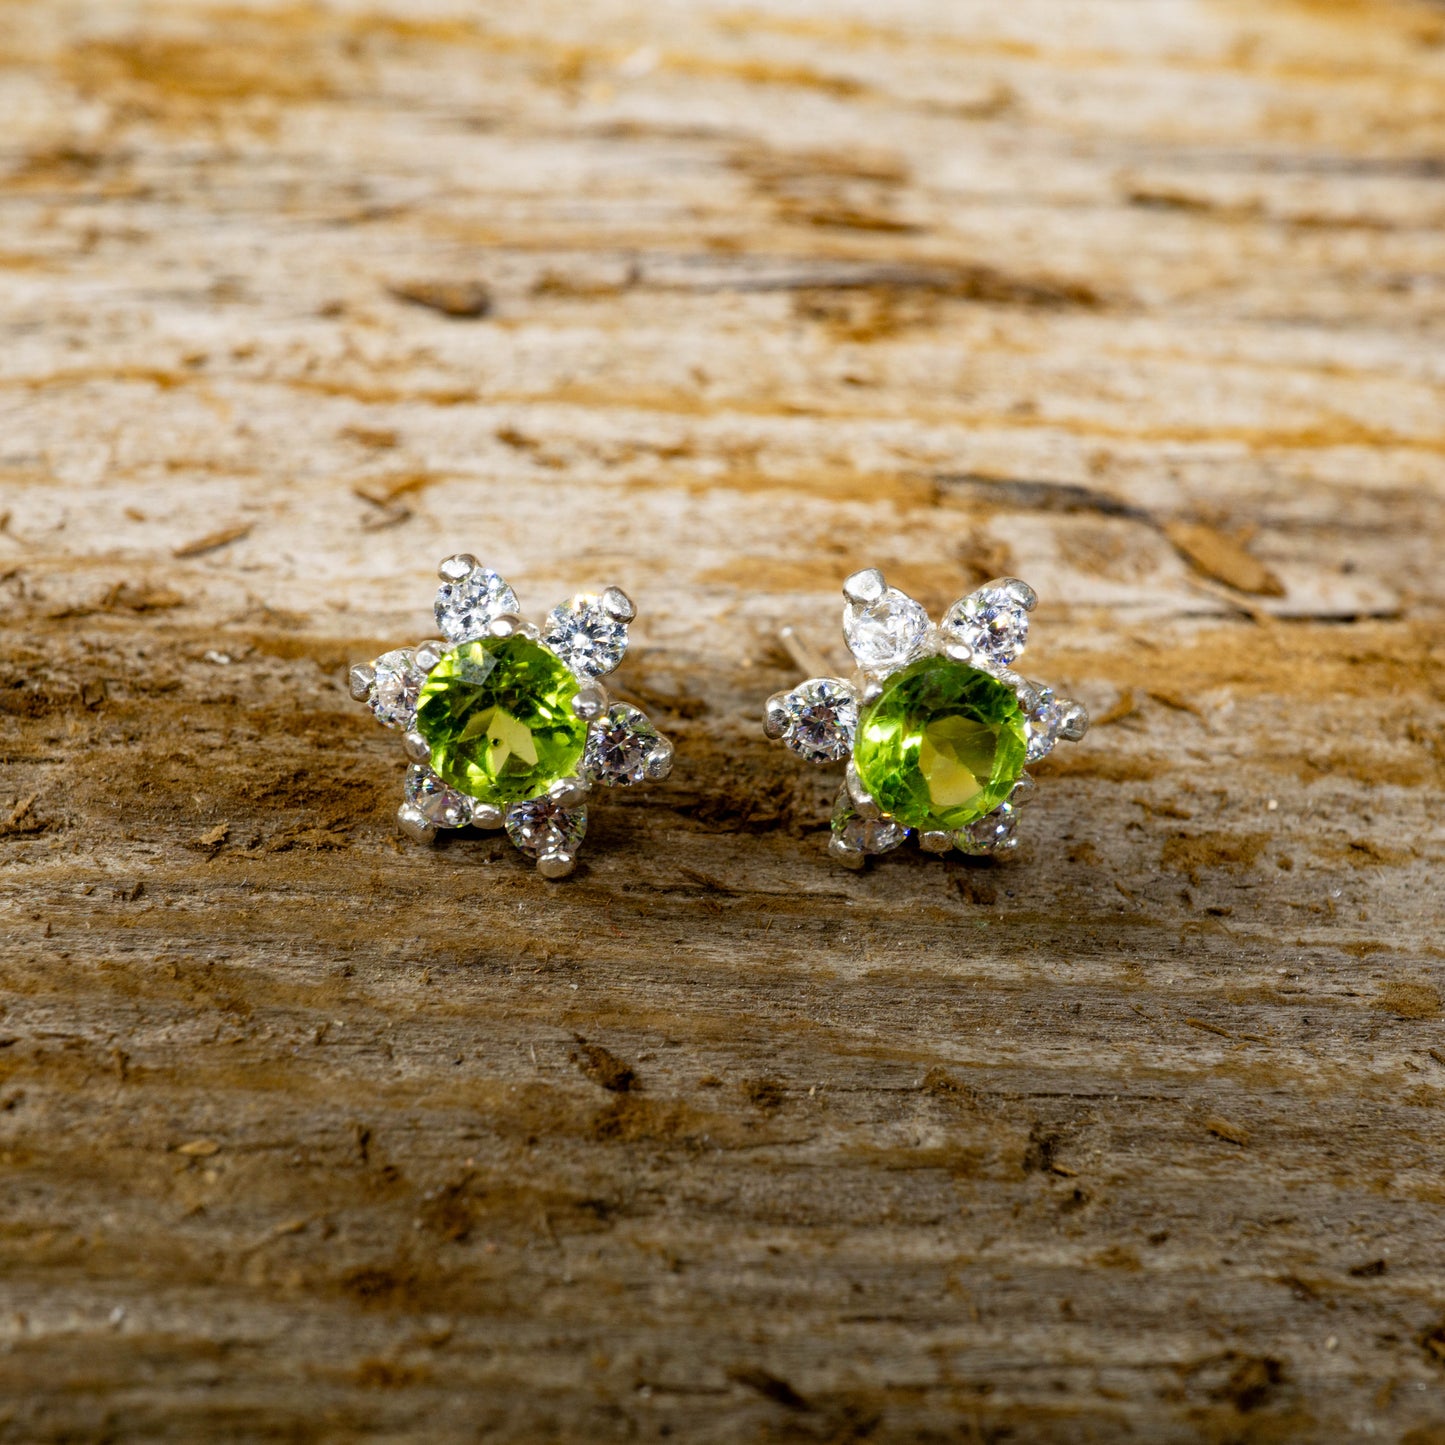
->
[351,556,673,878]
[765,570,1088,869]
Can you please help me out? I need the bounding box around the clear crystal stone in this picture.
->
[434,568,519,644]
[404,764,472,828]
[955,802,1018,856]
[585,704,664,785]
[943,586,1029,667]
[843,588,930,671]
[369,649,424,729]
[1024,686,1066,762]
[781,678,857,762]
[543,594,628,677]
[831,786,907,854]
[505,795,587,858]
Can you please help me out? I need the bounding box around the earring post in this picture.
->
[778,625,833,679]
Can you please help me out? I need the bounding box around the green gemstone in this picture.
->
[414,637,587,804]
[854,657,1026,832]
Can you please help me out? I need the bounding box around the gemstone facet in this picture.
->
[778,678,857,763]
[585,703,666,785]
[853,656,1027,831]
[505,796,587,858]
[404,764,472,828]
[369,648,424,729]
[434,568,520,644]
[942,586,1029,667]
[414,636,587,804]
[831,787,908,855]
[955,801,1019,856]
[1024,685,1066,762]
[543,594,629,677]
[843,588,930,671]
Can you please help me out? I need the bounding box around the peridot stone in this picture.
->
[854,657,1026,832]
[414,637,586,804]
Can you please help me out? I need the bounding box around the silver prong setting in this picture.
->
[764,692,789,740]
[397,802,437,845]
[402,729,430,763]
[438,553,479,583]
[414,639,447,673]
[600,586,636,622]
[644,736,674,781]
[1059,702,1090,741]
[470,801,504,829]
[1000,577,1038,612]
[845,761,883,820]
[349,663,376,701]
[537,852,577,880]
[919,830,953,854]
[573,684,609,721]
[488,613,523,639]
[842,568,887,606]
[828,835,868,870]
[548,776,590,807]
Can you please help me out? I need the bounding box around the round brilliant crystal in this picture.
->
[434,568,520,645]
[585,704,666,785]
[943,587,1029,667]
[780,678,857,763]
[843,588,930,671]
[403,765,471,828]
[369,648,424,729]
[543,594,629,677]
[505,796,588,858]
[956,802,1019,856]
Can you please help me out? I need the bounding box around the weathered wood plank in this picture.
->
[1,0,1444,1439]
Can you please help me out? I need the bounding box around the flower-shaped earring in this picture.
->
[765,570,1087,869]
[351,556,673,878]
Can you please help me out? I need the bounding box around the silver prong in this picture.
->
[1010,773,1038,806]
[764,692,790,740]
[537,851,576,880]
[919,830,953,854]
[403,730,430,763]
[438,553,478,582]
[488,613,522,639]
[349,663,376,701]
[842,568,886,606]
[414,639,447,672]
[600,586,636,622]
[470,801,504,829]
[859,676,884,705]
[548,776,589,807]
[397,802,437,845]
[573,684,609,720]
[845,761,881,819]
[1000,577,1038,612]
[941,638,973,665]
[645,736,674,781]
[1059,701,1089,742]
[828,835,868,870]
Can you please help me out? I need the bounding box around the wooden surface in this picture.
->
[2,0,1444,1439]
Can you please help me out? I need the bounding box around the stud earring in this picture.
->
[351,556,673,878]
[765,570,1087,869]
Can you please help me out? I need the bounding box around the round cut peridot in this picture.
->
[414,637,587,804]
[854,657,1026,832]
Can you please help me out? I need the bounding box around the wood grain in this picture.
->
[2,0,1444,1439]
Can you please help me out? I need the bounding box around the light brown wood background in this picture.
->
[1,0,1444,1439]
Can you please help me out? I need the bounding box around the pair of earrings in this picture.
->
[350,556,1088,878]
